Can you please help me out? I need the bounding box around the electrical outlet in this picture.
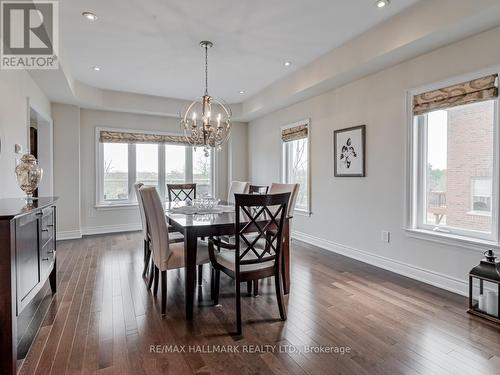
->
[381,230,390,243]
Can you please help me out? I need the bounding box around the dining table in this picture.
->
[164,200,291,319]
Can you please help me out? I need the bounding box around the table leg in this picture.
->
[184,230,197,319]
[282,218,291,295]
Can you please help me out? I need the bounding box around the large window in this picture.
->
[281,121,310,214]
[97,130,214,205]
[408,73,498,243]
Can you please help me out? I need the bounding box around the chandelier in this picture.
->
[181,41,231,156]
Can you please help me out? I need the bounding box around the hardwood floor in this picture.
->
[18,231,500,374]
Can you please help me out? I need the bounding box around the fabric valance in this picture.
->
[281,124,308,142]
[99,130,193,145]
[413,74,498,115]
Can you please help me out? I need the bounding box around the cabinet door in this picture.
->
[15,213,41,306]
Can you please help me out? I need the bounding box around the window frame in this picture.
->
[95,127,215,207]
[405,67,500,248]
[280,119,312,216]
[469,177,493,216]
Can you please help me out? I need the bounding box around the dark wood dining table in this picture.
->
[164,201,291,319]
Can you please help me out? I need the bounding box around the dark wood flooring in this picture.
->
[18,231,500,375]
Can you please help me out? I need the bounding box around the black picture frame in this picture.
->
[333,125,366,177]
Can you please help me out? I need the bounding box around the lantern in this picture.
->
[468,250,500,323]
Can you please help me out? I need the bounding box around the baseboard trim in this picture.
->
[81,223,142,236]
[57,230,82,240]
[292,230,468,296]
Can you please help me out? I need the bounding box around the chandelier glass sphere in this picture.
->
[181,41,232,156]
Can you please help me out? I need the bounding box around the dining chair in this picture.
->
[140,186,210,315]
[227,181,250,204]
[134,183,151,277]
[269,183,300,296]
[167,183,197,202]
[208,192,290,335]
[269,183,300,217]
[249,185,269,194]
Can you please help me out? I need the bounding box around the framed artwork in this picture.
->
[334,125,366,177]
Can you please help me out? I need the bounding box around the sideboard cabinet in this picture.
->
[0,197,58,375]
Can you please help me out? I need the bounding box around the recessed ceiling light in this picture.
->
[283,61,292,67]
[91,66,100,71]
[375,0,390,8]
[239,90,245,94]
[82,12,98,21]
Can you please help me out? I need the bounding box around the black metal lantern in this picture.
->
[468,250,500,323]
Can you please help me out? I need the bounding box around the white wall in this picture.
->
[248,26,500,295]
[52,103,81,236]
[0,71,51,198]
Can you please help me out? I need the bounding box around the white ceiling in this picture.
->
[60,0,420,103]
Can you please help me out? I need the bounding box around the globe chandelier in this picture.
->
[181,41,231,156]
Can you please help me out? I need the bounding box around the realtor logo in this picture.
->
[1,1,58,69]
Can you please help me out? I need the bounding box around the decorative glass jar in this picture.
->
[468,250,500,323]
[15,154,43,203]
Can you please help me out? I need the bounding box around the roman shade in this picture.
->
[281,124,308,142]
[99,130,196,145]
[413,74,498,116]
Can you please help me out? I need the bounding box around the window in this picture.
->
[193,147,212,197]
[281,120,310,214]
[165,144,186,185]
[103,143,128,201]
[136,144,159,187]
[97,129,214,206]
[408,73,499,243]
[471,177,492,214]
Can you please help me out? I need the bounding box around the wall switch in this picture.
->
[381,231,390,243]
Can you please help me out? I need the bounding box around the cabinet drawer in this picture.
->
[40,207,54,247]
[40,238,55,278]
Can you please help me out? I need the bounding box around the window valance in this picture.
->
[413,74,498,115]
[99,130,195,145]
[281,124,308,142]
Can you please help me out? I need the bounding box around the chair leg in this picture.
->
[253,280,259,296]
[153,266,159,296]
[274,271,287,321]
[142,239,150,277]
[213,269,220,305]
[210,267,215,300]
[161,270,167,315]
[235,279,242,335]
[197,264,203,286]
[246,281,252,296]
[147,258,154,289]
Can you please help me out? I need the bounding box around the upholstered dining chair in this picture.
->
[140,186,210,315]
[134,183,150,277]
[167,183,197,202]
[227,181,250,204]
[135,183,184,279]
[209,192,290,335]
[269,183,300,217]
[249,185,269,194]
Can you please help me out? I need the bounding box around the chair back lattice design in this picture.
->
[249,185,269,194]
[234,193,290,269]
[167,183,196,202]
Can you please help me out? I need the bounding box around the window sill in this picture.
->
[466,211,492,217]
[293,209,312,217]
[95,203,138,210]
[405,228,498,252]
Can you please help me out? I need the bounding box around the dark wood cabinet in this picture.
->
[0,197,57,375]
